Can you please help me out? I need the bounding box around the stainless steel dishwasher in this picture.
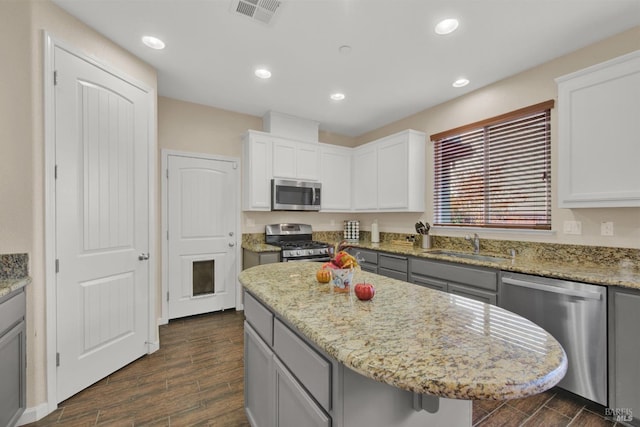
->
[500,272,607,406]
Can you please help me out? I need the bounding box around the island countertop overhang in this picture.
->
[239,262,567,401]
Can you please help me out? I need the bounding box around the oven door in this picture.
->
[271,179,321,211]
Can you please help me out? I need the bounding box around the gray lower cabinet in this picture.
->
[244,322,275,427]
[0,288,26,427]
[345,247,377,274]
[244,291,331,427]
[378,253,408,281]
[609,287,640,426]
[243,249,280,270]
[409,257,499,305]
[274,357,331,427]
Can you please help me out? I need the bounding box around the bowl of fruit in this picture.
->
[321,251,359,293]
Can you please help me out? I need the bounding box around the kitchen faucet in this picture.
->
[465,233,480,254]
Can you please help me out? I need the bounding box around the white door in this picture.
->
[167,155,238,319]
[54,46,150,402]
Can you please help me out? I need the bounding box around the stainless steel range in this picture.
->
[265,224,333,262]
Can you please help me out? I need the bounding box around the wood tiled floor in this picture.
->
[25,310,624,427]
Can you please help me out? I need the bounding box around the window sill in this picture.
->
[432,226,557,237]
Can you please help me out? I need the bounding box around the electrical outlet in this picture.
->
[563,220,582,235]
[601,221,614,236]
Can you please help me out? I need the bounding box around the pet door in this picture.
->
[192,259,215,296]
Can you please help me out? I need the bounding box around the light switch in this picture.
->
[601,221,614,236]
[563,220,582,235]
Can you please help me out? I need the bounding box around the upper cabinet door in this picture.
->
[272,139,297,179]
[296,142,320,181]
[319,145,351,211]
[272,138,319,181]
[352,143,378,210]
[242,131,273,211]
[556,51,640,208]
[378,135,409,210]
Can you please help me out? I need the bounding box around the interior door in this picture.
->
[167,154,238,319]
[54,46,150,402]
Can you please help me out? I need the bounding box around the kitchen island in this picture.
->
[239,262,567,427]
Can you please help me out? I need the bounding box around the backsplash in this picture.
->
[0,253,29,279]
[242,232,639,269]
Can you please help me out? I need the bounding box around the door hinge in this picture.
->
[166,230,169,240]
[166,291,170,302]
[53,70,58,86]
[54,164,58,180]
[55,259,59,273]
[166,169,169,179]
[56,352,60,367]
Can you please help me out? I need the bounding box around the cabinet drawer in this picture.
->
[378,254,408,273]
[0,289,25,336]
[360,263,378,274]
[411,259,497,291]
[409,274,447,292]
[244,292,274,346]
[448,284,497,305]
[274,319,331,411]
[351,248,378,265]
[378,267,408,282]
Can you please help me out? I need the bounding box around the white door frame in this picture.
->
[42,32,158,416]
[160,149,243,325]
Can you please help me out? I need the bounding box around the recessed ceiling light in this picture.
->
[142,35,165,50]
[452,78,470,88]
[435,18,459,35]
[254,68,272,79]
[330,93,345,101]
[338,45,352,55]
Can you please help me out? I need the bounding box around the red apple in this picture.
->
[354,283,375,301]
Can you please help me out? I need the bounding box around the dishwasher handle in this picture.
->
[501,277,602,300]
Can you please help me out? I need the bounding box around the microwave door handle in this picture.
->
[312,187,316,204]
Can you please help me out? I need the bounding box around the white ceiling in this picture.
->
[52,0,639,137]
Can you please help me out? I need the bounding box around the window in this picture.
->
[431,100,553,230]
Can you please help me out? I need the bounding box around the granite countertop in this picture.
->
[0,253,30,298]
[239,262,568,401]
[0,277,30,298]
[348,242,640,290]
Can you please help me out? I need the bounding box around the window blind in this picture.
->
[433,101,553,230]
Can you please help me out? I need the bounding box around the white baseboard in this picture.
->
[17,402,53,426]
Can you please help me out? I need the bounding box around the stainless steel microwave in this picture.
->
[271,179,321,211]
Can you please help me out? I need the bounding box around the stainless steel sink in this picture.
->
[425,249,510,263]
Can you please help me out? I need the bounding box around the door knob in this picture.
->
[138,253,150,260]
[228,242,235,247]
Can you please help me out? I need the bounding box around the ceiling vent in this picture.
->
[231,0,281,25]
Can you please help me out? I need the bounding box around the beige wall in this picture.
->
[353,27,640,249]
[0,0,157,411]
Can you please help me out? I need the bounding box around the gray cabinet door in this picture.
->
[274,357,331,427]
[448,283,497,305]
[409,274,448,292]
[610,289,640,424]
[244,322,275,427]
[0,320,26,427]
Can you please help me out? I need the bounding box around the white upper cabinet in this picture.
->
[353,130,426,212]
[352,143,378,210]
[242,129,426,212]
[319,144,352,212]
[556,50,640,208]
[272,138,320,181]
[242,131,273,211]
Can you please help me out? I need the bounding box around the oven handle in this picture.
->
[284,256,331,263]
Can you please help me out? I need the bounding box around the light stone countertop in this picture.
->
[242,240,640,290]
[239,262,568,401]
[0,277,30,299]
